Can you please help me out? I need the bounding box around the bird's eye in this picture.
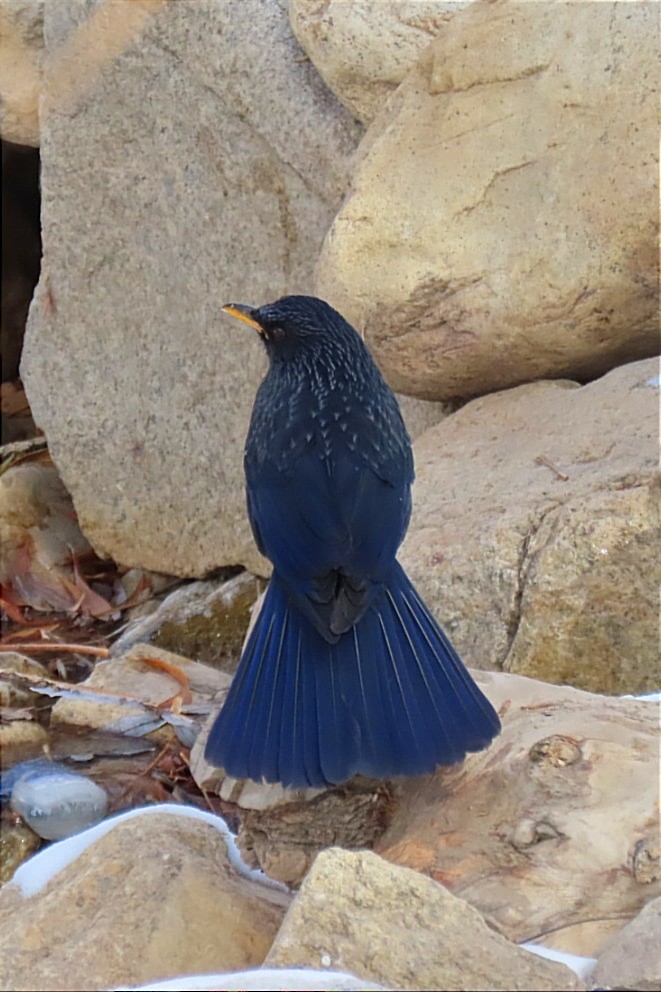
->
[270,325,286,342]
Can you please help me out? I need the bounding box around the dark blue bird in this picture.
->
[205,296,500,788]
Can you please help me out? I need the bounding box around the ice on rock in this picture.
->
[10,763,108,841]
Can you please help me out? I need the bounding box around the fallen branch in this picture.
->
[0,642,109,658]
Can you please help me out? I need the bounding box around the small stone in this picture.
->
[0,719,49,765]
[10,764,108,840]
[0,650,49,708]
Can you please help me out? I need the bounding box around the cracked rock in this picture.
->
[316,0,658,399]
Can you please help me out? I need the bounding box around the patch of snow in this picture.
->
[10,802,287,898]
[629,691,661,703]
[113,969,386,991]
[522,941,597,981]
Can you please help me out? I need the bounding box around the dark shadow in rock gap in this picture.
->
[1,138,41,443]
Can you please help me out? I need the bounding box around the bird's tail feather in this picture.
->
[205,563,500,788]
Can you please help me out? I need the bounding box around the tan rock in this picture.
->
[22,0,361,578]
[316,1,658,399]
[0,719,48,765]
[0,650,48,708]
[399,358,660,694]
[266,847,584,991]
[51,643,231,735]
[592,895,661,992]
[376,670,660,952]
[0,811,290,991]
[0,0,43,145]
[290,0,467,123]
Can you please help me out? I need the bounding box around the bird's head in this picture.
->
[222,295,358,362]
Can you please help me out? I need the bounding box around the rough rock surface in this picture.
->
[316,0,659,400]
[592,895,661,992]
[376,671,660,953]
[0,0,44,145]
[22,0,362,577]
[0,812,289,991]
[399,358,660,694]
[289,0,467,123]
[266,847,584,991]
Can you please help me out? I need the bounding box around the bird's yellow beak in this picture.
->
[222,303,264,333]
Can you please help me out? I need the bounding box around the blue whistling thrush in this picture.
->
[205,296,500,787]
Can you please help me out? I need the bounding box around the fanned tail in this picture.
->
[205,563,500,788]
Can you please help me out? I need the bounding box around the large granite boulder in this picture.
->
[316,0,659,400]
[399,358,659,694]
[21,0,362,577]
[289,0,468,123]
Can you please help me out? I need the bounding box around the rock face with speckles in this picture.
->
[21,0,362,578]
[316,1,659,400]
[399,358,660,695]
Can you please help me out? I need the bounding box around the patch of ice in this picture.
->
[522,941,597,981]
[10,766,108,840]
[113,968,386,991]
[629,691,661,703]
[10,802,287,898]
